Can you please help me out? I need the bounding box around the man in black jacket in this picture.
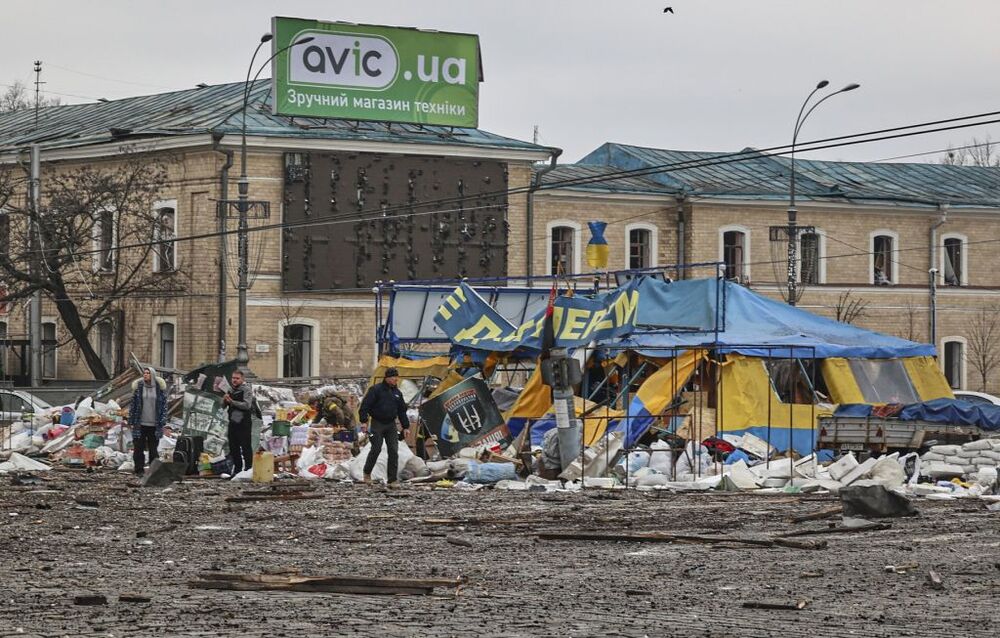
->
[223,369,254,474]
[359,367,409,486]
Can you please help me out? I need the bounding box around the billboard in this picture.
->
[271,16,481,127]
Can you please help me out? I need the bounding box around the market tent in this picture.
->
[621,278,935,359]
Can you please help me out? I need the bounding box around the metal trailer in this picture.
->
[818,415,983,457]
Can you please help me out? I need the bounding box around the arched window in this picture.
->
[799,230,825,284]
[941,337,966,390]
[42,321,56,379]
[282,321,319,378]
[157,322,175,369]
[546,221,581,275]
[98,321,115,373]
[153,201,177,272]
[941,233,967,286]
[625,223,658,270]
[719,225,750,281]
[870,230,899,285]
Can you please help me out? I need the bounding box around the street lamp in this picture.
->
[778,81,860,306]
[232,33,314,367]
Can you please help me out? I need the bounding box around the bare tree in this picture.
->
[0,151,187,379]
[0,80,61,114]
[899,300,920,342]
[966,305,1000,392]
[941,136,1000,168]
[834,289,869,324]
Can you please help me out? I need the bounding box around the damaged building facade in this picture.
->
[1,87,999,390]
[530,143,1000,393]
[0,81,553,382]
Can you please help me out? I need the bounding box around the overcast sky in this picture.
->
[3,0,999,163]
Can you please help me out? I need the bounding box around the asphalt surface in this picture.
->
[1,468,999,637]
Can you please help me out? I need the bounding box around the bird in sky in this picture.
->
[664,6,674,13]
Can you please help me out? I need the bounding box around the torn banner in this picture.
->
[433,280,641,352]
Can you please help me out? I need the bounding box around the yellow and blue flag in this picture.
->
[586,221,609,269]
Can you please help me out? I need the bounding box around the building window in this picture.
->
[93,209,116,272]
[154,205,176,272]
[0,320,6,378]
[942,338,965,390]
[157,322,175,369]
[872,233,896,285]
[721,228,748,281]
[0,209,9,259]
[627,226,656,270]
[550,226,575,275]
[42,321,56,379]
[800,232,821,284]
[98,321,114,373]
[283,324,313,378]
[942,235,965,286]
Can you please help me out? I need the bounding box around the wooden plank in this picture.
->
[743,600,808,611]
[224,493,324,503]
[777,522,892,538]
[537,531,825,550]
[190,581,431,595]
[788,505,843,524]
[195,572,463,589]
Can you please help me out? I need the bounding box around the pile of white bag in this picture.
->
[921,438,1000,478]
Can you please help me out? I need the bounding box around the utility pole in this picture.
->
[29,144,42,387]
[33,61,43,130]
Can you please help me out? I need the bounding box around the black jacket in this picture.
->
[227,383,253,426]
[359,382,408,428]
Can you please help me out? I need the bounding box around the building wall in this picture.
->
[10,145,535,382]
[530,192,678,278]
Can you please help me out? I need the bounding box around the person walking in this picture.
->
[128,366,168,476]
[359,368,409,486]
[223,368,254,474]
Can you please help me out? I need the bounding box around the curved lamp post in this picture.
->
[234,34,314,366]
[783,81,860,306]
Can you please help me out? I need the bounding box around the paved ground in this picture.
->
[1,468,999,637]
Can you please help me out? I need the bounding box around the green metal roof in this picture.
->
[558,142,1000,208]
[0,80,551,156]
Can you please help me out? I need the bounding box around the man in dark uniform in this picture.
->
[358,368,409,486]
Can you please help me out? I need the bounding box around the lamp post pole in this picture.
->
[783,81,860,306]
[234,34,313,366]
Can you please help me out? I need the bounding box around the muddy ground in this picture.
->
[1,468,998,638]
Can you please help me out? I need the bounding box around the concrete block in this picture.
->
[140,460,186,487]
[828,452,859,482]
[839,456,879,486]
[724,460,761,490]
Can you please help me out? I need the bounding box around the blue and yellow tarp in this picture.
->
[612,349,705,446]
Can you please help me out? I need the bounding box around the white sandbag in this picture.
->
[923,461,966,478]
[963,465,978,475]
[975,466,997,489]
[828,452,859,481]
[944,455,965,466]
[930,444,961,456]
[647,440,674,475]
[324,460,352,481]
[349,440,415,482]
[980,450,1000,461]
[635,473,670,488]
[921,452,945,462]
[991,439,1000,452]
[117,460,135,473]
[962,439,994,452]
[973,457,997,467]
[956,449,979,459]
[869,453,906,488]
[400,455,430,480]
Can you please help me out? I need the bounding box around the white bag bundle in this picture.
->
[930,444,961,456]
[647,440,674,476]
[962,439,993,452]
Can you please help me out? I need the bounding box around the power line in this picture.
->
[44,63,180,92]
[5,106,1000,267]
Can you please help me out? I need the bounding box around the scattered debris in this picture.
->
[742,599,809,610]
[189,572,464,596]
[73,594,108,606]
[926,570,945,590]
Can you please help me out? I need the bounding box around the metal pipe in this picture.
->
[929,206,948,346]
[675,195,686,279]
[525,148,562,287]
[212,135,233,363]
